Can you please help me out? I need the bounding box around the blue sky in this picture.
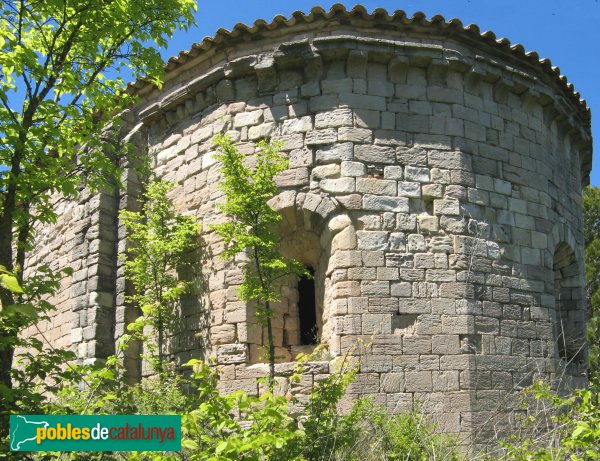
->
[162,0,599,186]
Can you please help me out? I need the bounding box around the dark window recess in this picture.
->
[298,268,317,345]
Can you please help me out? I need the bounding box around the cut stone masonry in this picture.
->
[23,5,592,449]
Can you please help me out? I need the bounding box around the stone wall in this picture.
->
[24,6,592,447]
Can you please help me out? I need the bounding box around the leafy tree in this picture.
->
[120,179,199,373]
[583,186,600,380]
[0,0,196,434]
[212,134,307,385]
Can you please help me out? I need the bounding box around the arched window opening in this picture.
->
[246,210,327,364]
[298,267,318,345]
[553,242,587,380]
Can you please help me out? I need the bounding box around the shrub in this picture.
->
[493,380,600,461]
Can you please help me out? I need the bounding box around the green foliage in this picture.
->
[285,354,357,461]
[278,350,457,461]
[583,186,600,379]
[496,381,600,461]
[335,399,459,461]
[0,0,198,437]
[0,265,23,294]
[179,360,303,461]
[0,0,197,217]
[35,360,303,461]
[0,265,78,450]
[120,179,199,372]
[0,0,197,256]
[212,134,307,383]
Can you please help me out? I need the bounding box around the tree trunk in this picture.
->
[0,201,16,439]
[265,301,275,388]
[157,310,164,375]
[0,189,17,393]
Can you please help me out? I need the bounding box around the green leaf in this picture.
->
[3,303,36,318]
[215,440,228,454]
[0,273,24,293]
[572,423,589,439]
[181,438,199,450]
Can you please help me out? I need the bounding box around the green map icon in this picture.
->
[10,415,49,451]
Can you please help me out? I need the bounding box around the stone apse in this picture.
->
[24,5,592,444]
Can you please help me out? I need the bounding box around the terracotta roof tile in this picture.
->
[128,4,589,119]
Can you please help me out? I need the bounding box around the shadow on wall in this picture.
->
[553,241,587,383]
[127,233,212,380]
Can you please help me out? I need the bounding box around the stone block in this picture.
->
[362,314,392,334]
[331,226,357,252]
[338,127,372,143]
[341,161,366,177]
[422,183,444,198]
[398,299,431,314]
[380,372,404,393]
[396,214,417,231]
[407,234,426,252]
[356,178,396,195]
[374,130,407,146]
[432,335,461,354]
[331,280,361,298]
[346,373,380,394]
[361,354,393,372]
[306,129,337,146]
[339,93,386,111]
[354,109,380,128]
[233,110,262,128]
[391,282,412,297]
[216,344,248,364]
[282,116,313,133]
[396,146,427,166]
[397,182,421,198]
[357,231,388,250]
[441,315,475,334]
[418,215,439,233]
[312,164,340,180]
[315,108,353,128]
[405,166,430,182]
[309,95,337,112]
[405,371,433,392]
[389,232,406,251]
[363,195,409,212]
[368,296,399,313]
[275,168,309,187]
[320,178,355,194]
[211,324,236,345]
[384,165,403,180]
[434,199,460,216]
[355,144,396,163]
[361,281,390,296]
[333,315,362,335]
[316,143,353,164]
[428,150,471,169]
[432,371,460,391]
[275,133,304,150]
[321,78,353,94]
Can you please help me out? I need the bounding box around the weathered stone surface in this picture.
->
[234,110,263,128]
[338,127,372,143]
[316,143,353,164]
[355,145,396,163]
[356,178,396,195]
[315,108,353,128]
[363,195,409,212]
